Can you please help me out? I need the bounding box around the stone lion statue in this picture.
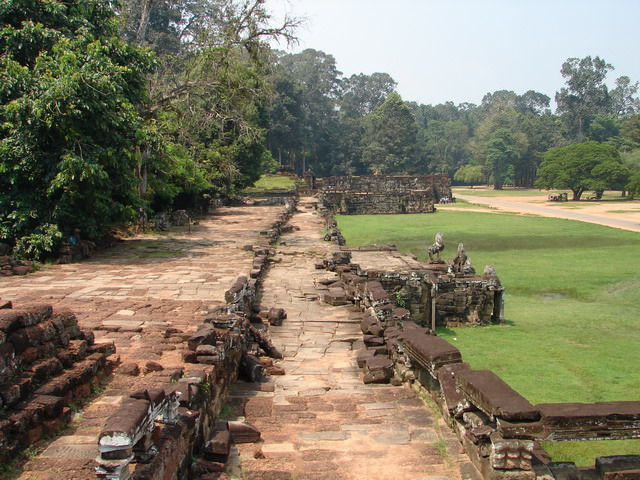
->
[428,232,445,263]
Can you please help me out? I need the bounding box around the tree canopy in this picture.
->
[2,2,640,263]
[535,141,628,200]
[0,0,154,257]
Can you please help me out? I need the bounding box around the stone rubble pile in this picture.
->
[0,255,36,276]
[0,302,115,463]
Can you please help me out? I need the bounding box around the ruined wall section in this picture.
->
[324,261,640,480]
[344,254,503,328]
[318,174,451,215]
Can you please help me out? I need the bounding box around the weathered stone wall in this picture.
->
[327,262,640,480]
[0,303,115,463]
[95,198,297,480]
[318,174,451,215]
[344,252,504,328]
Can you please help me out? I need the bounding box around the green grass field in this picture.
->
[242,174,299,193]
[336,210,640,465]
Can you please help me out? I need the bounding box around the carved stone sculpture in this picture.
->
[428,232,445,263]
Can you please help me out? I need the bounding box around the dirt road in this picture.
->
[453,193,640,232]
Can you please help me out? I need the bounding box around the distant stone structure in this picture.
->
[318,174,451,215]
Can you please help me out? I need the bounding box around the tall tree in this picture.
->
[555,56,613,140]
[484,129,519,189]
[609,76,640,116]
[268,49,342,174]
[119,0,298,202]
[339,72,397,118]
[0,0,154,254]
[361,92,418,174]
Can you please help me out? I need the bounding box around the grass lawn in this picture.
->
[242,174,299,193]
[336,210,640,465]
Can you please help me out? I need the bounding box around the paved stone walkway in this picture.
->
[0,204,283,479]
[232,199,474,480]
[1,199,476,479]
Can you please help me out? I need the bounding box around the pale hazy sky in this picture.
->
[265,0,640,107]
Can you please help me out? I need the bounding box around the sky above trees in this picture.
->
[265,0,640,107]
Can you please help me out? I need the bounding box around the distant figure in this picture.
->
[69,228,95,258]
[428,232,445,263]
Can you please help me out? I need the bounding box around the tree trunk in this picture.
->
[136,0,155,46]
[571,187,583,201]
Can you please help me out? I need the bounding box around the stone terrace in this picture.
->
[0,200,475,479]
[231,199,474,480]
[0,204,282,479]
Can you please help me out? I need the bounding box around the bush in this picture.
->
[13,224,63,261]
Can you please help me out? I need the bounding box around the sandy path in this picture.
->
[453,192,640,232]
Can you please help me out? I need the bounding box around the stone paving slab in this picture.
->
[2,204,284,479]
[233,198,474,480]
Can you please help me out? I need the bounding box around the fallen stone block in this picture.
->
[401,330,462,374]
[363,356,393,384]
[118,363,140,376]
[456,370,540,422]
[266,307,286,326]
[323,288,350,306]
[204,429,231,460]
[188,324,218,351]
[228,420,261,443]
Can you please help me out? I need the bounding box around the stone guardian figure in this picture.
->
[428,232,445,263]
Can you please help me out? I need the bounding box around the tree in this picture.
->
[119,0,299,202]
[627,172,640,199]
[361,92,418,174]
[339,72,396,118]
[484,129,518,189]
[268,49,342,175]
[0,0,154,254]
[535,141,626,200]
[454,165,486,186]
[610,76,640,116]
[589,159,631,198]
[555,56,613,140]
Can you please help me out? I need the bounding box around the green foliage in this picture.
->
[484,129,518,189]
[453,165,485,185]
[361,92,418,174]
[536,141,627,200]
[627,172,640,199]
[13,223,62,261]
[0,0,154,248]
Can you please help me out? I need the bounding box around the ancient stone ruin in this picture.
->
[318,174,452,215]
[0,303,115,464]
[318,216,640,480]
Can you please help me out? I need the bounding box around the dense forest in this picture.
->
[2,0,640,259]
